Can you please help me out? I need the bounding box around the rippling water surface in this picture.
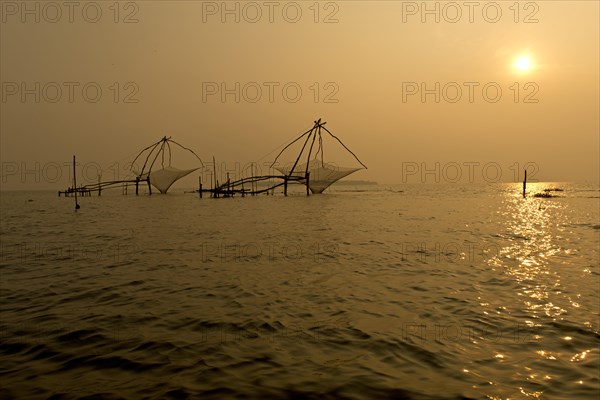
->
[1,183,598,399]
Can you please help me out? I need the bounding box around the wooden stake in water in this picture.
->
[523,169,527,198]
[73,155,80,210]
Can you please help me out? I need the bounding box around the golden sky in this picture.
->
[1,1,598,188]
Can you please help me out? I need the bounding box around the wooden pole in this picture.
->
[289,126,315,177]
[321,125,368,170]
[523,169,527,198]
[147,177,152,195]
[213,155,217,188]
[251,163,255,196]
[213,156,219,198]
[73,155,80,210]
[306,172,310,196]
[199,176,202,198]
[284,178,288,196]
[98,175,101,196]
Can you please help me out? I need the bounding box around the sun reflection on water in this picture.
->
[475,183,599,397]
[492,187,570,318]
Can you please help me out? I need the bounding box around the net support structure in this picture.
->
[202,118,367,197]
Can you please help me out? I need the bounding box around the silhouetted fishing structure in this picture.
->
[59,136,203,197]
[60,119,366,201]
[200,119,367,198]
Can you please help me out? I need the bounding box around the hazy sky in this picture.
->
[1,0,598,189]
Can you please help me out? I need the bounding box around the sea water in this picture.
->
[1,183,598,399]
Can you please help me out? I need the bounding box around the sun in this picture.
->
[514,55,533,72]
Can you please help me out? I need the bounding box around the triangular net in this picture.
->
[137,166,199,194]
[131,136,203,194]
[276,162,361,194]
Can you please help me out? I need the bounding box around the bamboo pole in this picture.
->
[269,125,316,169]
[148,139,167,174]
[252,163,255,196]
[73,155,80,210]
[136,140,163,177]
[132,138,162,169]
[321,125,368,169]
[523,169,527,198]
[168,138,204,167]
[213,156,217,197]
[316,126,324,167]
[288,125,315,178]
